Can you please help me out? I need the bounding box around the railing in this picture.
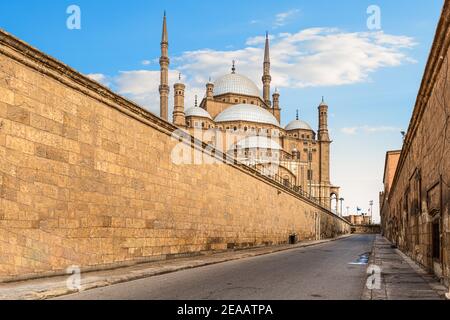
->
[232,160,330,210]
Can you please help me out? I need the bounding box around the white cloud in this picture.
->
[341,127,358,135]
[172,29,416,90]
[341,125,401,135]
[89,28,416,121]
[246,34,276,46]
[86,73,110,86]
[141,60,151,66]
[274,9,300,28]
[112,70,205,116]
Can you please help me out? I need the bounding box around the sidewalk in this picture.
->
[0,235,351,300]
[362,235,448,300]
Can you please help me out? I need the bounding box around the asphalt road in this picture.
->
[59,234,375,300]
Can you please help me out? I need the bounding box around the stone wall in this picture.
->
[352,225,381,235]
[0,30,350,281]
[380,2,450,286]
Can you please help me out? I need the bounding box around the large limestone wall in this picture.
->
[0,30,350,281]
[381,4,450,285]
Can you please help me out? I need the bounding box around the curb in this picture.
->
[1,234,353,300]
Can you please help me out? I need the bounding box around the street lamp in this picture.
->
[369,200,374,225]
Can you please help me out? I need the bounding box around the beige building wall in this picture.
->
[0,30,350,281]
[381,2,450,286]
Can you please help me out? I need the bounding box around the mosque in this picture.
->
[158,13,340,211]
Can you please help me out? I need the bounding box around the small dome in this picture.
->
[232,136,282,151]
[214,73,260,97]
[185,106,212,120]
[215,104,280,127]
[285,119,313,131]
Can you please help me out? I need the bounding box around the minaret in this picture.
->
[262,32,272,107]
[173,74,186,127]
[159,11,170,121]
[318,97,330,141]
[206,77,214,100]
[272,88,280,123]
[318,97,331,186]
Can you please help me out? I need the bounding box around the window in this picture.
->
[307,170,313,181]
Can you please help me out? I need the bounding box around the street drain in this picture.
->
[348,252,370,265]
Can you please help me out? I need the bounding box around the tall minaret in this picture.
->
[159,11,170,121]
[173,74,186,127]
[318,97,331,186]
[262,32,272,107]
[318,97,330,142]
[272,88,281,123]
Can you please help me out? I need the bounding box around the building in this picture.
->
[379,150,401,237]
[344,215,372,226]
[159,14,341,212]
[0,26,352,280]
[380,1,449,286]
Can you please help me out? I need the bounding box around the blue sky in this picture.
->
[0,0,445,221]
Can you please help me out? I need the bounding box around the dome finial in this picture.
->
[178,72,181,81]
[195,95,198,107]
[231,60,236,74]
[296,109,299,121]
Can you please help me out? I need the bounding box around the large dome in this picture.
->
[214,73,260,97]
[285,119,313,131]
[185,106,212,120]
[215,104,280,127]
[233,136,282,150]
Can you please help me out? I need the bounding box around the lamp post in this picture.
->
[339,198,344,217]
[369,200,374,225]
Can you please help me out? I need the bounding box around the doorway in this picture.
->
[431,217,442,277]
